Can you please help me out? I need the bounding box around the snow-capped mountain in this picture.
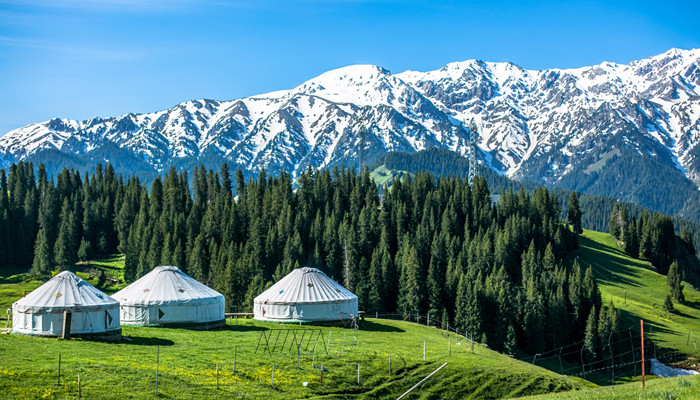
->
[1,48,699,215]
[0,64,471,180]
[398,49,700,183]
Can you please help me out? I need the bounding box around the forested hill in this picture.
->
[372,147,700,270]
[0,161,695,358]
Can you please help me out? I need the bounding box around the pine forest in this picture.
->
[0,161,694,362]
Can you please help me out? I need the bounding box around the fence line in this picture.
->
[367,311,699,382]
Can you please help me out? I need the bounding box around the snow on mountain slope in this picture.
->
[396,48,700,184]
[1,49,699,193]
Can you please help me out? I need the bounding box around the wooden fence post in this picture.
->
[155,345,160,395]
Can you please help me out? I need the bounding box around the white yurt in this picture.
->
[254,267,358,323]
[12,271,121,339]
[111,266,225,328]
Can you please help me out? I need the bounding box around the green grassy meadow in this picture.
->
[521,374,700,400]
[0,318,590,399]
[1,230,699,399]
[574,231,700,362]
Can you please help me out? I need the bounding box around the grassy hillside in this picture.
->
[574,231,700,361]
[521,375,699,400]
[0,318,590,399]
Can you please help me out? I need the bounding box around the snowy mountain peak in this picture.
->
[1,49,700,217]
[291,64,398,106]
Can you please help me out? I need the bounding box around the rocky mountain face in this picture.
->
[1,48,699,217]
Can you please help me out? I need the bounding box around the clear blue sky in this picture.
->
[1,0,698,135]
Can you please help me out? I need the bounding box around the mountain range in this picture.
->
[1,48,699,219]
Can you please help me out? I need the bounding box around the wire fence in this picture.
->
[367,311,700,383]
[4,311,698,398]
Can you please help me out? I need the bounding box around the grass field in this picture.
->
[1,230,699,399]
[0,318,590,399]
[522,374,700,400]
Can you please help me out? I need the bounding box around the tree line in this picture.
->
[607,203,698,289]
[0,161,656,359]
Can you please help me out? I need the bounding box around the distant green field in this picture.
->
[0,255,126,312]
[370,165,407,188]
[584,149,621,175]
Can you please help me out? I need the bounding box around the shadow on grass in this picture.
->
[359,320,405,333]
[670,309,696,320]
[574,235,653,288]
[222,324,269,332]
[681,298,700,310]
[121,336,175,346]
[616,308,675,337]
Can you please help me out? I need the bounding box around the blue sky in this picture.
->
[1,0,698,135]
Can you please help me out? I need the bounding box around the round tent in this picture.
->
[254,267,358,323]
[12,271,121,339]
[111,266,225,328]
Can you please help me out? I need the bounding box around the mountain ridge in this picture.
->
[1,48,699,217]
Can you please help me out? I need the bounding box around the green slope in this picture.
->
[574,230,700,361]
[522,375,699,400]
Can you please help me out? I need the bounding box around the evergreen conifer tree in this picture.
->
[567,191,583,234]
[663,293,674,312]
[583,306,598,361]
[666,260,685,303]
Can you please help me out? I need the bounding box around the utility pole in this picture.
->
[467,120,479,185]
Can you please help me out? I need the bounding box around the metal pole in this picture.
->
[427,313,430,326]
[78,373,81,400]
[396,363,448,400]
[609,332,614,385]
[630,328,637,375]
[271,364,275,388]
[320,363,324,386]
[312,342,317,368]
[57,354,61,386]
[341,331,346,355]
[155,346,160,395]
[297,344,301,369]
[641,320,645,390]
[423,340,426,361]
[234,346,237,373]
[558,347,563,374]
[216,363,219,389]
[389,356,392,376]
[357,363,360,384]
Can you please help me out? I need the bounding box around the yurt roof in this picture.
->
[112,266,224,306]
[254,267,357,305]
[13,271,118,313]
